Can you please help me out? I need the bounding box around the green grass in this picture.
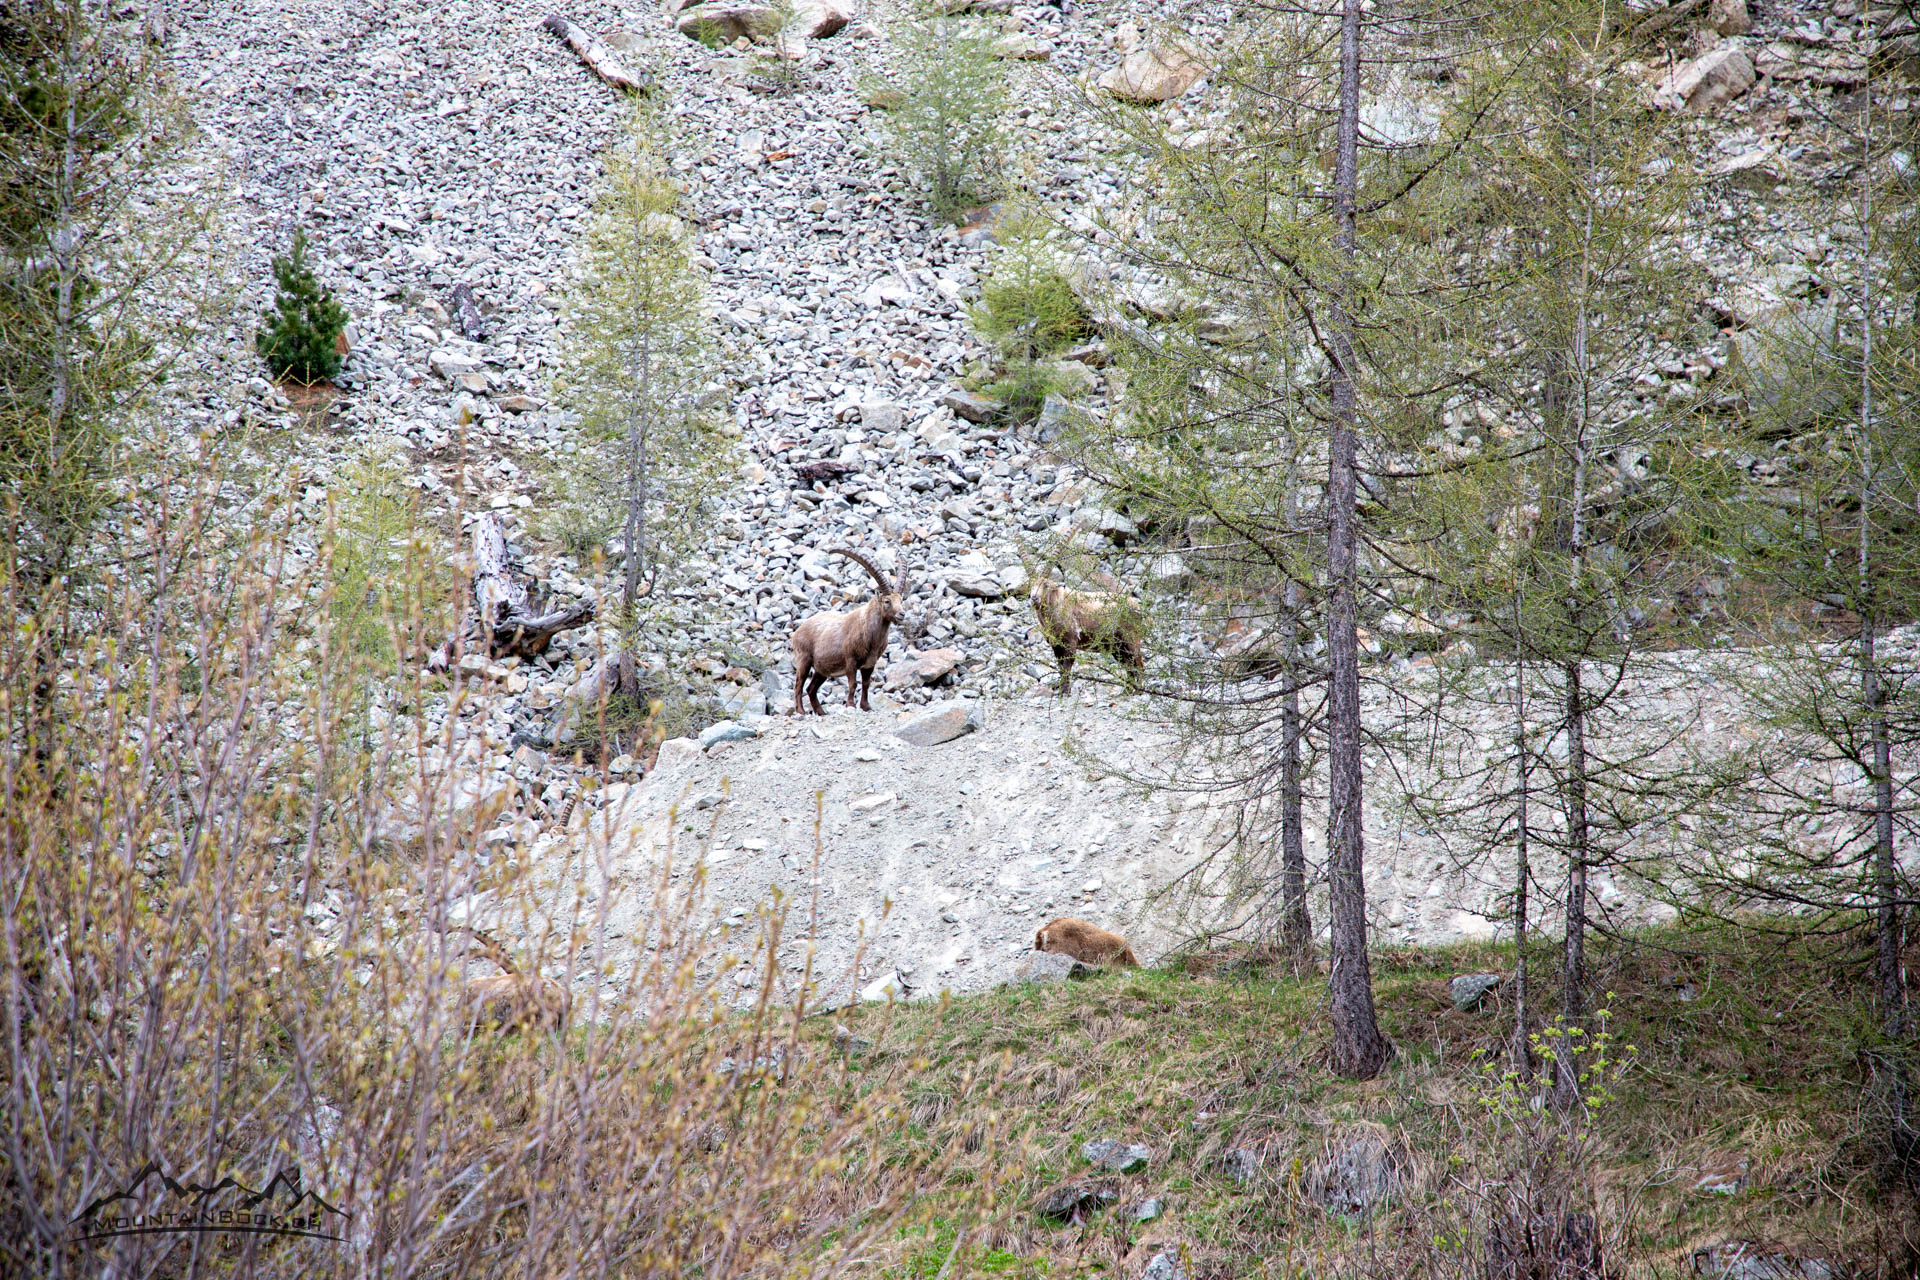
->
[829,920,1917,1279]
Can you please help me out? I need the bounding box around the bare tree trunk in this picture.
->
[1554,659,1591,1107]
[1512,597,1533,1078]
[1550,186,1598,1112]
[1281,600,1310,972]
[1850,74,1911,1173]
[1324,0,1388,1081]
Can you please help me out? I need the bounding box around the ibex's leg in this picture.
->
[806,671,830,716]
[844,666,859,707]
[1050,645,1074,696]
[857,665,874,712]
[793,655,811,715]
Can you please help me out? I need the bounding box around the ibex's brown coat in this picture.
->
[1029,579,1145,695]
[459,930,570,1034]
[1035,917,1140,968]
[790,549,911,715]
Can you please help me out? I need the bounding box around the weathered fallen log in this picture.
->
[428,513,596,671]
[540,13,652,94]
[447,282,488,341]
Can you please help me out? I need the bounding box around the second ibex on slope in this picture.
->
[1029,577,1145,695]
[790,548,914,715]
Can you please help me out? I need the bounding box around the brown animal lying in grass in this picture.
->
[459,930,570,1033]
[1034,917,1139,968]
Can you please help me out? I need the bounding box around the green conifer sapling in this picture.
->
[256,229,348,384]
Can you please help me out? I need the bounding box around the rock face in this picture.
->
[1098,44,1204,102]
[1307,1124,1408,1216]
[1656,45,1757,112]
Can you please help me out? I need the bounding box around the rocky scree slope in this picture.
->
[155,0,1915,993]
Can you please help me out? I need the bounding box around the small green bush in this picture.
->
[256,228,347,384]
[969,202,1093,422]
[880,6,1007,220]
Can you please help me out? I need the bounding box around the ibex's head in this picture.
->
[830,548,909,623]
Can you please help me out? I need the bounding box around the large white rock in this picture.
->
[1654,45,1755,113]
[791,0,849,38]
[1097,44,1204,103]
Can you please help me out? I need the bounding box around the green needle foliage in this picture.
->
[878,1,1007,221]
[969,198,1092,422]
[554,111,724,651]
[256,228,347,385]
[0,0,192,587]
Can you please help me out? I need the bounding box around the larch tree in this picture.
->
[1387,0,1711,1103]
[1054,0,1510,1073]
[555,112,724,700]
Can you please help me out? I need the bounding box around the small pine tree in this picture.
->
[256,229,347,385]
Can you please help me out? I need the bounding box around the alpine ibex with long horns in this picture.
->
[790,548,913,715]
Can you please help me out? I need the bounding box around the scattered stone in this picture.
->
[1220,1147,1261,1184]
[945,569,1005,599]
[791,0,850,38]
[677,5,782,43]
[1130,1197,1163,1223]
[429,349,482,380]
[1014,951,1091,983]
[992,31,1053,59]
[1707,0,1752,36]
[699,720,758,748]
[1449,973,1501,1010]
[850,790,897,814]
[894,700,982,746]
[1693,1156,1749,1196]
[941,388,998,423]
[883,647,963,690]
[1691,1241,1836,1280]
[1142,1248,1187,1280]
[1035,1183,1117,1223]
[1307,1124,1408,1216]
[1082,1139,1152,1173]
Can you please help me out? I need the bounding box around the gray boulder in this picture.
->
[894,700,982,746]
[1221,1146,1261,1184]
[1082,1139,1152,1174]
[1035,1183,1117,1222]
[1692,1241,1836,1280]
[1143,1249,1187,1280]
[1014,951,1089,983]
[1450,973,1501,1010]
[1308,1123,1408,1216]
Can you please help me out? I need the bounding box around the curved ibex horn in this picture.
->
[828,547,891,594]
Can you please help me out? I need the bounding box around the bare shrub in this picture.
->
[0,460,958,1278]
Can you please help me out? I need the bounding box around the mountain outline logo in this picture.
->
[71,1159,350,1244]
